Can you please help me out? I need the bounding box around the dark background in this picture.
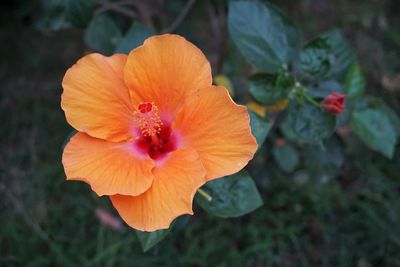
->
[1,0,400,266]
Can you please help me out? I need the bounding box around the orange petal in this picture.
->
[62,132,154,196]
[173,86,258,181]
[62,53,135,142]
[124,34,212,115]
[110,148,206,232]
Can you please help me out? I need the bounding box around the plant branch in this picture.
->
[162,0,197,33]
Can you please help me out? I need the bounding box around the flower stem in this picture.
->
[197,188,212,202]
[303,94,321,107]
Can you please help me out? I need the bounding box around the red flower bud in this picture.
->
[322,92,346,115]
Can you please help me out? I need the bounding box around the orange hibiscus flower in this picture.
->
[61,34,257,232]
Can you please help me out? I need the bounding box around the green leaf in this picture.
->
[288,101,336,143]
[36,0,71,31]
[304,137,344,181]
[84,15,122,55]
[65,0,93,28]
[344,62,365,99]
[272,143,299,173]
[62,130,77,149]
[228,1,299,73]
[280,118,298,142]
[320,28,355,81]
[307,80,343,99]
[299,37,331,80]
[352,96,400,137]
[115,23,154,54]
[351,96,379,111]
[135,228,171,252]
[351,109,397,159]
[377,103,400,138]
[196,171,263,218]
[249,110,273,149]
[249,73,294,105]
[263,1,300,61]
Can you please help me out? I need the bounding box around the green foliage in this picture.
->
[249,73,294,105]
[249,110,273,149]
[377,102,400,137]
[288,101,336,143]
[299,37,331,80]
[353,97,400,137]
[228,1,360,149]
[65,0,93,28]
[196,171,263,218]
[228,1,299,73]
[298,29,354,82]
[84,15,122,55]
[37,0,95,31]
[135,228,171,252]
[352,109,397,158]
[62,130,77,149]
[345,62,365,99]
[115,23,154,54]
[307,80,344,99]
[304,137,344,180]
[37,0,71,31]
[272,143,299,173]
[263,1,300,62]
[320,28,355,81]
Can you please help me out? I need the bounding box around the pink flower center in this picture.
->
[133,102,177,160]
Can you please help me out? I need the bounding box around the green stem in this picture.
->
[197,188,212,202]
[303,93,321,107]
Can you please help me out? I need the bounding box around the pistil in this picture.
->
[133,102,163,138]
[133,102,177,160]
[151,135,160,147]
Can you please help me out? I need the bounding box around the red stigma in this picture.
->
[138,102,153,113]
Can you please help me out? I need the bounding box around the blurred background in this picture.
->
[1,0,400,266]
